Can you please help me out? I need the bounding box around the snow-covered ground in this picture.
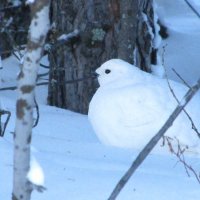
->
[156,0,200,85]
[1,0,200,199]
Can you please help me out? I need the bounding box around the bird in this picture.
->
[88,59,200,153]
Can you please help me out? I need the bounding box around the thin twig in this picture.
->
[33,97,39,128]
[172,68,191,89]
[4,29,23,59]
[184,0,200,19]
[40,63,50,69]
[0,76,96,91]
[0,110,11,137]
[38,72,49,78]
[165,136,200,183]
[107,79,200,200]
[162,46,200,138]
[12,51,22,62]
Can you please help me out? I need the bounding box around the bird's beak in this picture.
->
[91,71,99,79]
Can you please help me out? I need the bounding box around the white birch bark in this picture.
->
[12,1,50,200]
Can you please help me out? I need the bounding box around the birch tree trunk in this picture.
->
[12,1,50,200]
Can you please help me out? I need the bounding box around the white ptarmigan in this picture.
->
[88,59,200,153]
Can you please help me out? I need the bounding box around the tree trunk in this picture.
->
[12,1,50,200]
[135,0,155,72]
[48,0,155,114]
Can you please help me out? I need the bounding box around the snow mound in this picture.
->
[27,157,45,186]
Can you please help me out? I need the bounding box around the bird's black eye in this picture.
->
[105,69,111,74]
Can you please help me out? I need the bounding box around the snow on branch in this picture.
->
[57,29,80,41]
[45,29,80,51]
[26,0,36,5]
[152,1,162,49]
[108,78,200,200]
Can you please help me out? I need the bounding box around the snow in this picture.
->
[1,0,200,199]
[151,64,165,78]
[152,1,162,49]
[141,12,154,40]
[27,157,45,186]
[156,0,200,85]
[26,0,35,4]
[57,29,79,41]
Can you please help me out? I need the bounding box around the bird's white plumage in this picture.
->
[88,59,200,153]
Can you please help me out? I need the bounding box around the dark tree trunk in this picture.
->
[48,0,155,114]
[135,0,155,72]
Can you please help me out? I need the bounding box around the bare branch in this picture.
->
[33,97,39,128]
[165,136,200,183]
[4,29,24,59]
[38,72,49,79]
[0,109,11,137]
[184,0,200,19]
[40,63,50,69]
[108,79,200,200]
[171,68,191,88]
[28,181,47,193]
[0,75,96,91]
[162,46,200,138]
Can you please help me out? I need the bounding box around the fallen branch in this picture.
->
[108,78,200,200]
